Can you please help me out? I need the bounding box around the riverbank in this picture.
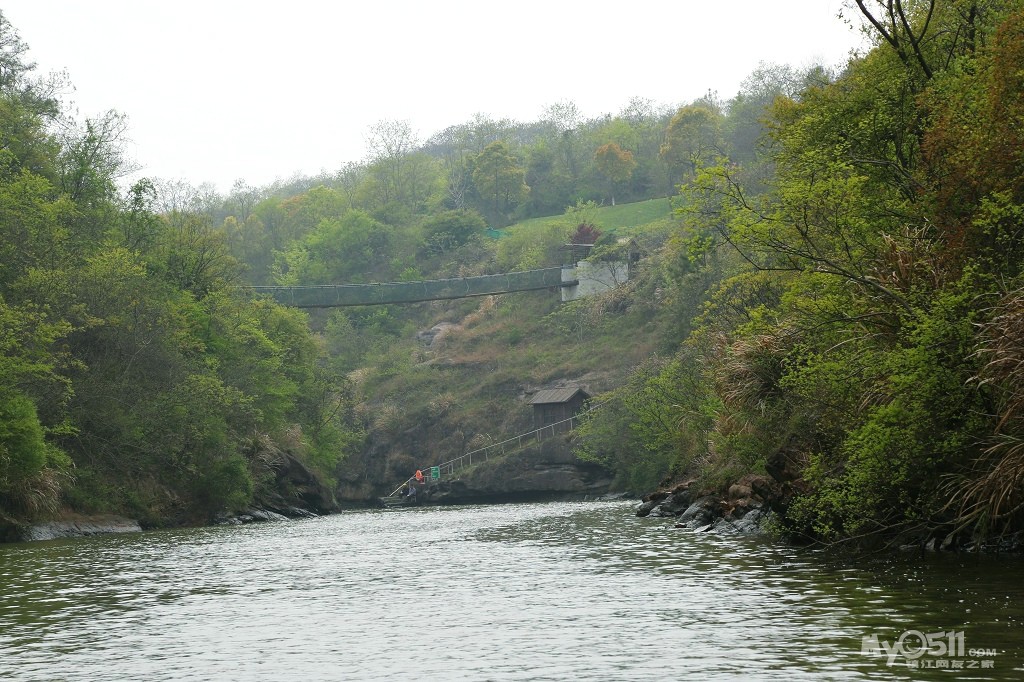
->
[0,514,143,543]
[636,475,1024,554]
[0,504,327,544]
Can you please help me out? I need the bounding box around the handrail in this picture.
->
[386,401,609,497]
[241,267,576,308]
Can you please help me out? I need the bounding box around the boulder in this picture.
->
[733,507,768,535]
[635,498,663,517]
[712,517,739,534]
[677,495,719,528]
[649,490,695,518]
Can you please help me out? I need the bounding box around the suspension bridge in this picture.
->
[244,266,575,308]
[242,260,629,308]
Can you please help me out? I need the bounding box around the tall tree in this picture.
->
[659,103,725,185]
[471,141,529,226]
[593,142,637,205]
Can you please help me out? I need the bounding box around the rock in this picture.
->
[416,322,458,347]
[639,481,699,518]
[284,506,318,518]
[765,450,800,483]
[651,488,696,517]
[636,499,662,517]
[677,495,719,528]
[216,508,290,525]
[733,507,768,535]
[18,515,142,542]
[270,451,338,514]
[727,482,752,501]
[247,509,289,522]
[712,518,739,534]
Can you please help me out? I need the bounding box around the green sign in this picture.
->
[430,466,440,480]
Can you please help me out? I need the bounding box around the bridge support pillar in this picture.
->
[560,260,629,302]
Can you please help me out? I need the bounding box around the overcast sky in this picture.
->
[4,1,868,193]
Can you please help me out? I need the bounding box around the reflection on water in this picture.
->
[1,501,1021,681]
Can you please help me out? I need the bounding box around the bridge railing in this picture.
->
[244,267,574,308]
[387,405,606,497]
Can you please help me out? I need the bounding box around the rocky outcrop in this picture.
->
[636,475,775,536]
[4,515,143,542]
[257,450,338,515]
[214,506,317,525]
[416,322,459,347]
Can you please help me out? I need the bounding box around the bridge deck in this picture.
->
[244,267,574,308]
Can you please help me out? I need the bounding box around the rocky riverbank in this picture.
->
[0,515,143,543]
[636,475,773,535]
[637,474,1024,554]
[0,504,326,543]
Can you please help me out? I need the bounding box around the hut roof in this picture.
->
[528,387,590,405]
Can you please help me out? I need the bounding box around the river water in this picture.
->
[1,501,1022,681]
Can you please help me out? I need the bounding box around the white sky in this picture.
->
[4,1,868,193]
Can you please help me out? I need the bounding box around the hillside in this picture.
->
[335,199,681,501]
[6,4,1024,552]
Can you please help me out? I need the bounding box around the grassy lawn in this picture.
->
[506,197,673,235]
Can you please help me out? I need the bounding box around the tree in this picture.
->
[593,142,637,205]
[0,10,32,90]
[0,296,72,514]
[421,209,486,254]
[471,141,529,226]
[660,103,725,185]
[276,209,393,284]
[224,179,262,222]
[364,119,421,210]
[58,110,131,205]
[543,100,584,183]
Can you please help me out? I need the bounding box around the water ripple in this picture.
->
[1,501,1021,680]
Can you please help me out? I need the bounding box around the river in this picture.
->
[1,501,1021,680]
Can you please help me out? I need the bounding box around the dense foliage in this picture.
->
[6,2,1021,551]
[0,13,359,524]
[576,1,1024,545]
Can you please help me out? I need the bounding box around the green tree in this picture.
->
[276,209,394,284]
[471,141,529,226]
[420,208,486,254]
[593,142,637,205]
[660,103,725,185]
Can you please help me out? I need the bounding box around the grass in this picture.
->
[505,197,673,235]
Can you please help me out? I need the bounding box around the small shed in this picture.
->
[528,387,591,432]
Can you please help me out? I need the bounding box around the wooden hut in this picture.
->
[528,387,591,433]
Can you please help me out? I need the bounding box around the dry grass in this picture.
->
[948,286,1024,535]
[712,330,788,415]
[5,467,69,519]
